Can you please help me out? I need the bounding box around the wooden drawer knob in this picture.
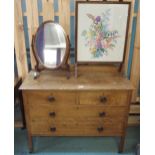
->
[48,96,55,102]
[97,127,104,132]
[100,96,107,104]
[50,127,56,132]
[99,112,106,117]
[49,112,56,117]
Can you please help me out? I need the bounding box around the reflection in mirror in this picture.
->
[35,22,66,68]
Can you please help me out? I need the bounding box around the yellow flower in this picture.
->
[90,47,96,53]
[87,32,91,38]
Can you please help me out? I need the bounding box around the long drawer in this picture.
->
[30,121,124,136]
[28,104,127,119]
[31,116,125,129]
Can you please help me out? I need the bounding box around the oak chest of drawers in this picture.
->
[20,70,133,153]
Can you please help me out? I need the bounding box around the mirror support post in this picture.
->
[75,63,78,78]
[32,35,40,79]
[65,64,70,79]
[64,35,71,79]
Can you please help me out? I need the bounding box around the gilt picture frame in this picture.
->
[75,1,131,64]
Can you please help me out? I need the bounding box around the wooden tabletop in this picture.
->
[20,68,134,90]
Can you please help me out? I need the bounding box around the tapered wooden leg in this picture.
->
[19,90,26,129]
[28,134,33,153]
[118,136,125,153]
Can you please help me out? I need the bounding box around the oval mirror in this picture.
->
[33,21,69,69]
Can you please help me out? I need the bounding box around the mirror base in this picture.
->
[33,63,70,80]
[33,71,40,80]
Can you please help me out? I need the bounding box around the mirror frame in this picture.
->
[32,20,70,71]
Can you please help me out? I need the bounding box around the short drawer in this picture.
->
[79,90,129,106]
[26,91,77,105]
[30,121,124,136]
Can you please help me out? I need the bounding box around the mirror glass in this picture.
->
[35,22,67,68]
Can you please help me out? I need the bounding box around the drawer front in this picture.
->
[30,121,124,136]
[79,90,128,106]
[29,104,126,136]
[31,116,125,128]
[29,104,127,119]
[25,90,129,137]
[27,91,77,105]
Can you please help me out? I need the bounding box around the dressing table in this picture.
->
[20,68,133,153]
[20,19,133,153]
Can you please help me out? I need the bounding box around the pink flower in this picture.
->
[102,40,109,49]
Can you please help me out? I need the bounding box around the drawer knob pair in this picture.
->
[50,127,56,132]
[99,112,106,117]
[97,127,104,132]
[49,112,56,117]
[100,96,107,103]
[48,96,55,102]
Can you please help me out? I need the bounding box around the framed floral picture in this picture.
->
[75,1,131,64]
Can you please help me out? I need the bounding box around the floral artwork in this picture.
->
[76,2,130,63]
[81,9,119,58]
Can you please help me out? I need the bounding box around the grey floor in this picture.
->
[14,127,139,155]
